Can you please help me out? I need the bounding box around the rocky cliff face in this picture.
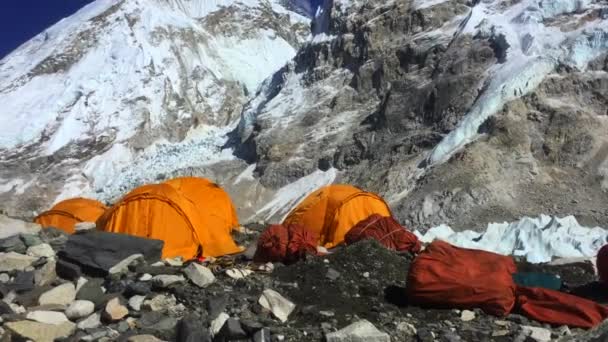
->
[237,0,608,230]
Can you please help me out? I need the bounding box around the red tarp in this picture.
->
[345,214,421,253]
[253,224,317,264]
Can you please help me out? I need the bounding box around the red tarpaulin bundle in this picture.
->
[345,214,421,253]
[516,286,608,329]
[406,240,517,316]
[253,224,317,264]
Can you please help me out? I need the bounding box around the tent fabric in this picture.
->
[345,214,421,253]
[253,224,317,264]
[35,198,107,234]
[515,286,608,328]
[512,273,562,291]
[597,244,608,284]
[406,240,517,316]
[164,177,239,233]
[96,183,241,259]
[282,185,392,248]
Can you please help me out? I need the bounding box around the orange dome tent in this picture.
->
[96,183,241,259]
[282,184,392,248]
[163,177,239,233]
[35,198,107,234]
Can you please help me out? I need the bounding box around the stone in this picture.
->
[325,320,390,342]
[56,259,82,281]
[74,222,96,232]
[26,243,55,258]
[8,271,34,292]
[34,259,57,286]
[117,320,130,332]
[396,322,417,336]
[9,303,26,314]
[0,215,41,239]
[60,231,163,275]
[556,325,572,336]
[177,315,212,342]
[0,273,9,283]
[460,310,475,322]
[109,254,144,275]
[210,312,230,336]
[207,296,228,320]
[26,310,69,325]
[140,273,153,281]
[125,281,152,297]
[522,326,552,342]
[258,289,295,323]
[0,300,14,315]
[66,300,95,320]
[76,279,106,308]
[492,330,510,337]
[0,235,26,253]
[0,252,36,272]
[216,318,248,341]
[103,297,128,322]
[151,274,185,288]
[183,263,215,288]
[136,312,178,339]
[76,276,88,292]
[20,233,43,248]
[77,312,102,330]
[143,294,177,312]
[128,335,166,342]
[416,328,436,342]
[225,268,253,280]
[168,303,187,317]
[253,328,272,342]
[494,320,510,326]
[5,320,75,342]
[164,257,183,267]
[39,282,76,306]
[39,228,69,250]
[129,295,146,311]
[241,320,264,334]
[135,265,180,276]
[326,268,340,280]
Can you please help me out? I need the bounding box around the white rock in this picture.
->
[103,297,129,321]
[0,273,10,283]
[164,257,183,267]
[0,252,36,272]
[258,289,295,323]
[9,303,26,314]
[108,254,143,275]
[460,310,475,322]
[76,277,88,293]
[522,326,552,342]
[65,300,95,320]
[77,312,102,330]
[150,261,164,267]
[139,273,153,281]
[34,259,57,286]
[26,243,55,258]
[5,320,75,342]
[129,295,146,311]
[210,312,230,336]
[325,320,390,342]
[26,311,69,325]
[362,272,370,278]
[396,322,417,336]
[225,268,253,280]
[258,262,274,272]
[39,283,76,306]
[74,222,96,232]
[0,215,40,239]
[142,294,176,312]
[183,263,215,288]
[151,274,185,288]
[128,335,166,342]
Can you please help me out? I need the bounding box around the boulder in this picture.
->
[129,295,146,311]
[34,259,57,286]
[325,320,390,342]
[26,243,55,258]
[5,320,75,342]
[258,289,295,323]
[183,263,215,288]
[103,297,129,322]
[66,300,95,320]
[56,259,82,281]
[26,310,69,325]
[0,252,36,272]
[177,315,212,342]
[38,282,76,306]
[0,235,26,253]
[0,215,40,239]
[60,231,163,276]
[151,274,185,288]
[77,312,102,330]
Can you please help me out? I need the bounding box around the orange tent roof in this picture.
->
[163,177,239,233]
[35,198,107,234]
[282,184,392,248]
[96,183,241,259]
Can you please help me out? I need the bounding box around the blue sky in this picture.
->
[0,0,323,60]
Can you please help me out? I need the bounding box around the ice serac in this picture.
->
[0,0,309,216]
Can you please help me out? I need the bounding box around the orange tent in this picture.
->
[96,183,241,259]
[282,184,392,248]
[163,177,239,233]
[35,198,107,234]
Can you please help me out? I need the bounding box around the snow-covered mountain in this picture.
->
[0,0,309,216]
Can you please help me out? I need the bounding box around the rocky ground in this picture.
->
[1,218,608,342]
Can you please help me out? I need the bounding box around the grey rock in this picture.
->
[65,300,95,320]
[137,311,178,340]
[326,268,341,281]
[0,301,14,315]
[26,310,69,325]
[522,326,551,342]
[325,320,390,342]
[7,271,34,293]
[183,263,215,288]
[216,318,248,341]
[151,274,185,288]
[39,228,69,250]
[128,335,166,342]
[125,281,152,297]
[177,315,212,342]
[77,312,102,330]
[129,295,146,311]
[39,282,76,306]
[0,252,36,272]
[0,216,40,239]
[108,254,143,275]
[4,320,75,342]
[76,278,106,308]
[207,296,228,320]
[417,328,436,342]
[143,294,177,312]
[0,273,9,283]
[460,310,475,322]
[258,289,295,323]
[34,258,57,286]
[253,328,272,342]
[396,322,416,336]
[0,235,26,253]
[56,259,82,281]
[26,243,55,258]
[74,222,96,232]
